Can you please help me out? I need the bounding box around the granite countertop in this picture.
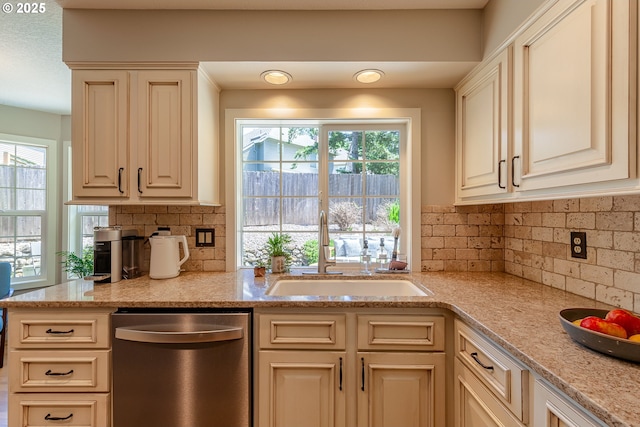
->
[2,270,638,427]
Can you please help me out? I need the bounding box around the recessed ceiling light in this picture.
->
[261,70,292,85]
[354,69,384,84]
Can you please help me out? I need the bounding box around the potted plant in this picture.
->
[253,259,267,277]
[265,232,292,273]
[57,248,94,279]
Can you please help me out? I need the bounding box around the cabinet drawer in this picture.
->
[454,359,526,427]
[9,309,112,349]
[9,393,110,427]
[455,319,528,422]
[357,314,445,351]
[10,350,110,392]
[258,313,346,349]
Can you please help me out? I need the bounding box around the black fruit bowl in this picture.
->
[559,308,640,363]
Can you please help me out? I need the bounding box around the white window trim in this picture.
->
[225,108,421,272]
[0,132,58,290]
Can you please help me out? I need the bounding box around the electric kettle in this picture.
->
[149,235,190,279]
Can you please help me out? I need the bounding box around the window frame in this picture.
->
[225,108,421,272]
[0,133,58,290]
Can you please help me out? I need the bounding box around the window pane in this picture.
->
[282,198,318,227]
[17,216,41,236]
[365,162,399,196]
[0,143,15,165]
[328,197,363,232]
[364,131,400,160]
[329,172,363,197]
[16,189,46,210]
[243,197,280,227]
[282,127,318,161]
[17,166,46,189]
[282,163,318,196]
[243,167,281,197]
[15,145,46,167]
[242,127,281,162]
[329,130,362,161]
[0,188,14,210]
[365,198,399,232]
[0,165,15,187]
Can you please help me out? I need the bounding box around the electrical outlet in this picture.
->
[196,228,215,247]
[570,231,587,259]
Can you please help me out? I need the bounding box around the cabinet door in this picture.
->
[454,359,525,427]
[72,70,129,198]
[456,48,510,201]
[357,352,445,427]
[257,351,347,427]
[513,0,635,191]
[533,378,605,427]
[136,70,194,199]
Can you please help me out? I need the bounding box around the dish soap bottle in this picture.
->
[377,237,388,270]
[360,238,371,274]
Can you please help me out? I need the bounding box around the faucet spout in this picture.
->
[318,210,336,274]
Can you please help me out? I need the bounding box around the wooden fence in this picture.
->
[243,171,399,226]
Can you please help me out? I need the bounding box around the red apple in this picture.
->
[580,316,628,339]
[605,309,640,336]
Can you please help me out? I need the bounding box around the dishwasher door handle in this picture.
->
[115,325,244,344]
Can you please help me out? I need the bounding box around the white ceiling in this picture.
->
[0,0,488,115]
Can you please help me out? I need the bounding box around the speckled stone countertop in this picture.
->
[2,270,638,427]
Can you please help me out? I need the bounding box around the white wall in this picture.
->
[219,88,455,205]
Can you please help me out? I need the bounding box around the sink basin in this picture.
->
[266,279,430,297]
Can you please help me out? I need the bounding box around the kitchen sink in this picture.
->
[266,278,431,297]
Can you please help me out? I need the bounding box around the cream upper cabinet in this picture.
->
[512,0,636,193]
[70,65,219,205]
[456,48,511,202]
[71,69,130,199]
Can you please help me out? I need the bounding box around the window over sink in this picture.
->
[233,113,418,271]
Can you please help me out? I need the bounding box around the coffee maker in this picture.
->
[92,226,122,283]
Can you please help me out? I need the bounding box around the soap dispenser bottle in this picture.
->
[360,238,371,274]
[377,237,388,270]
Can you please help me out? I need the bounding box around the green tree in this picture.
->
[290,129,399,176]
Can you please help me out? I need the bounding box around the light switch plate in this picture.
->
[570,231,587,259]
[196,228,215,247]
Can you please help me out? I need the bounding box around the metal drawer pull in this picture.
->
[470,352,494,371]
[118,167,124,194]
[45,369,74,376]
[339,357,343,391]
[44,413,73,421]
[498,159,506,189]
[45,328,74,335]
[137,168,143,194]
[361,357,365,391]
[115,325,244,344]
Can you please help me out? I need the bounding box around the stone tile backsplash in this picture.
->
[109,205,226,272]
[110,195,640,312]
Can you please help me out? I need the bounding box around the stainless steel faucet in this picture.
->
[318,210,336,274]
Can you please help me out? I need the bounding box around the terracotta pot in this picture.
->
[254,266,266,277]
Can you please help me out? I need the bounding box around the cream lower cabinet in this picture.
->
[256,309,446,427]
[7,308,113,427]
[70,64,219,205]
[454,320,528,427]
[532,377,606,427]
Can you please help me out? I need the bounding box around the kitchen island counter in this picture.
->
[2,270,638,427]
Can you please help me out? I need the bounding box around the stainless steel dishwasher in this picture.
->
[112,309,251,427]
